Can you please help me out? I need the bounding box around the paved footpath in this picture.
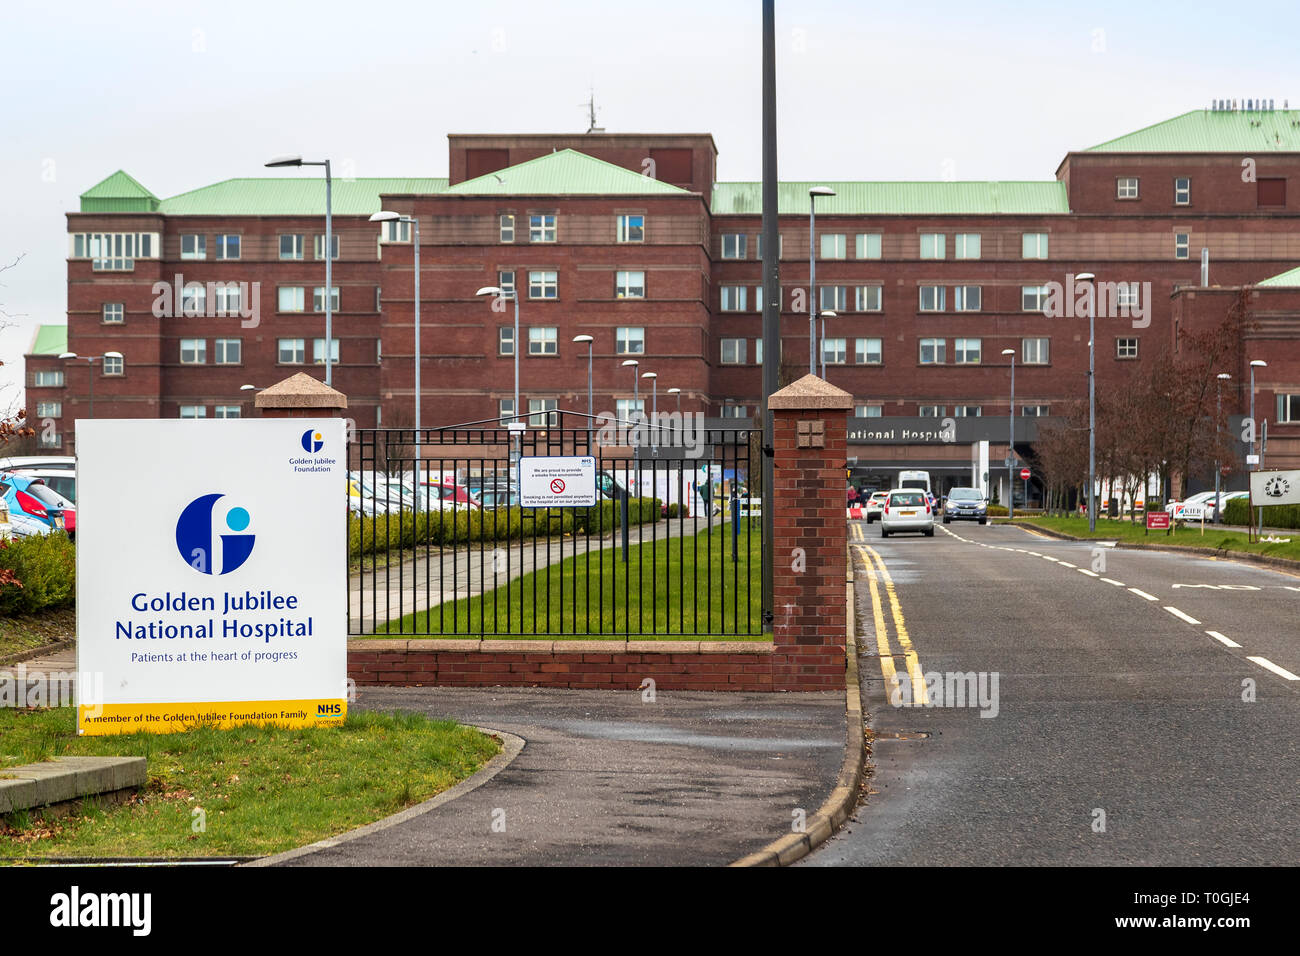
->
[270,686,842,867]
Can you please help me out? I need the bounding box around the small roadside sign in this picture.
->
[519,456,597,508]
[1146,511,1171,531]
[1019,468,1031,480]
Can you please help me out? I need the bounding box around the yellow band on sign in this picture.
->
[77,699,347,736]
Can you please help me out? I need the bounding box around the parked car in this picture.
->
[10,467,76,504]
[0,498,11,541]
[420,477,481,510]
[943,487,989,524]
[347,475,389,516]
[864,491,889,523]
[0,472,75,540]
[1166,491,1220,520]
[880,489,934,538]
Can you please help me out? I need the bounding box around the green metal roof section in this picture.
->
[710,181,1070,216]
[1087,109,1300,152]
[28,325,68,356]
[1255,265,1300,287]
[79,170,160,212]
[444,149,692,196]
[156,177,449,216]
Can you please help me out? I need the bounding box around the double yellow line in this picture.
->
[850,522,927,705]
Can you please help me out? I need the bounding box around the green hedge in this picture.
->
[349,498,662,561]
[1222,498,1300,529]
[0,534,77,616]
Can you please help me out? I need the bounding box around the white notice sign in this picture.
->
[1249,469,1300,507]
[518,456,597,508]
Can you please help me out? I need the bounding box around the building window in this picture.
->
[73,231,156,271]
[278,338,306,364]
[918,405,946,418]
[617,214,645,243]
[314,234,340,260]
[855,286,882,311]
[756,233,784,260]
[313,287,340,312]
[529,214,556,243]
[855,234,882,259]
[214,338,242,365]
[1174,233,1190,259]
[720,405,749,419]
[919,338,946,364]
[499,214,514,243]
[820,234,847,260]
[754,287,765,312]
[954,338,982,364]
[498,399,515,426]
[754,338,764,364]
[215,406,242,419]
[953,286,982,311]
[822,337,847,365]
[1022,337,1049,365]
[279,234,304,260]
[38,431,62,448]
[529,271,558,299]
[179,406,206,419]
[33,371,64,387]
[179,338,207,364]
[720,338,747,364]
[1117,177,1139,199]
[215,234,240,260]
[102,302,124,324]
[313,338,340,365]
[1278,394,1300,423]
[615,327,644,354]
[820,286,847,311]
[528,399,558,427]
[35,402,61,418]
[720,234,747,259]
[278,287,305,312]
[720,285,748,312]
[616,399,645,421]
[1022,233,1049,259]
[1116,338,1139,359]
[854,338,882,364]
[919,285,946,312]
[498,327,515,356]
[1022,285,1049,312]
[213,284,241,315]
[382,220,411,243]
[920,234,945,259]
[498,270,515,296]
[1021,405,1049,417]
[1117,283,1140,309]
[1175,177,1191,205]
[855,404,883,418]
[102,355,124,376]
[953,405,982,417]
[954,233,981,259]
[615,270,645,299]
[528,327,558,355]
[180,234,206,260]
[181,283,206,316]
[1257,178,1286,207]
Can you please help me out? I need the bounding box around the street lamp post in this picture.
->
[808,186,835,375]
[59,351,123,421]
[1250,359,1267,536]
[477,285,520,428]
[819,310,837,379]
[621,359,640,457]
[1002,348,1016,521]
[642,371,658,453]
[371,212,421,460]
[266,155,333,386]
[1076,272,1097,531]
[573,334,594,451]
[1215,372,1231,524]
[667,387,681,412]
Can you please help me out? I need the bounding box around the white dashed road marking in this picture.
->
[1247,657,1299,681]
[1078,569,1100,578]
[1163,606,1201,625]
[1129,588,1158,602]
[1099,577,1125,587]
[1206,631,1242,648]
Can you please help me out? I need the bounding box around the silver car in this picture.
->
[943,486,988,524]
[880,489,934,537]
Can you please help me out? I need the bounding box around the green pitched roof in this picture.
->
[1256,265,1300,287]
[80,170,159,212]
[155,177,448,216]
[710,181,1070,216]
[28,325,67,356]
[444,149,691,196]
[1087,109,1300,152]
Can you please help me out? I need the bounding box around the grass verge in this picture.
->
[0,707,499,859]
[0,607,75,661]
[1009,515,1300,562]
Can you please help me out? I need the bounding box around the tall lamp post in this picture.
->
[808,186,836,374]
[58,351,123,420]
[1250,359,1267,536]
[621,359,640,462]
[1076,272,1097,531]
[1215,372,1231,523]
[641,371,658,452]
[667,387,681,412]
[1001,348,1016,520]
[266,155,333,386]
[819,310,837,379]
[573,334,594,450]
[370,212,421,462]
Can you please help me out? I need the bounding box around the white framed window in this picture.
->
[819,286,846,311]
[278,286,305,312]
[1022,285,1049,312]
[954,233,981,259]
[279,234,304,260]
[954,338,982,364]
[528,398,558,427]
[919,285,945,311]
[918,405,946,418]
[820,234,847,260]
[919,338,945,364]
[953,286,981,311]
[214,338,242,365]
[179,405,206,419]
[102,355,124,376]
[314,234,340,260]
[1022,338,1049,365]
[855,337,882,364]
[181,282,206,316]
[382,220,411,243]
[528,327,557,355]
[1117,283,1140,309]
[179,338,206,364]
[498,399,515,426]
[1021,405,1049,417]
[33,371,64,387]
[529,214,557,243]
[616,398,645,421]
[953,405,982,417]
[821,337,847,365]
[1022,233,1048,259]
[1117,177,1139,199]
[529,270,558,299]
[754,287,765,312]
[720,338,747,364]
[102,302,124,324]
[38,431,61,448]
[73,231,157,271]
[35,402,61,418]
[855,404,883,418]
[1277,394,1300,423]
[855,234,882,259]
[313,287,340,312]
[617,214,645,243]
[1175,233,1190,259]
[720,234,747,259]
[499,214,514,243]
[214,405,241,419]
[215,234,240,260]
[855,286,882,312]
[920,233,945,259]
[313,338,340,365]
[720,285,748,311]
[615,270,645,299]
[498,270,515,296]
[615,327,644,354]
[1175,177,1191,205]
[720,404,749,419]
[212,284,241,315]
[1116,338,1139,359]
[180,234,206,260]
[278,338,306,364]
[498,327,515,356]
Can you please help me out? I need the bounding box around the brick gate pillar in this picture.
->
[253,372,348,419]
[768,374,853,691]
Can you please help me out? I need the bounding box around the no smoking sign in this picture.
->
[518,457,597,508]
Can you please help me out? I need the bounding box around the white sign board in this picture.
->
[1249,469,1300,507]
[518,456,596,508]
[76,419,347,736]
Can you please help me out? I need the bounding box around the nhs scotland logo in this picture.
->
[175,493,255,575]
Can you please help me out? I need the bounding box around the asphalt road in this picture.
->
[803,519,1299,866]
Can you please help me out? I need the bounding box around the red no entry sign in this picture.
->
[1019,468,1031,480]
[550,478,565,494]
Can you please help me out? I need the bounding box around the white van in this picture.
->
[897,470,932,495]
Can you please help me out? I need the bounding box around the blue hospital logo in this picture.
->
[175,494,255,575]
[301,429,324,453]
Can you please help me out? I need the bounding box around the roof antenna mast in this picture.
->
[583,89,604,133]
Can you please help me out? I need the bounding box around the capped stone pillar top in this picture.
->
[255,372,348,418]
[767,374,854,411]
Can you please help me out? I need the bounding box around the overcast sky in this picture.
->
[2,0,1297,410]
